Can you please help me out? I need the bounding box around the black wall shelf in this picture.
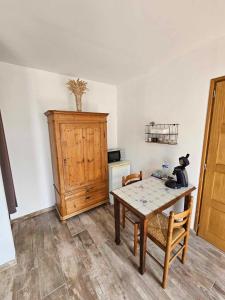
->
[145,122,179,145]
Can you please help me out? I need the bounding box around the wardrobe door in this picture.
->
[85,123,107,183]
[60,123,86,192]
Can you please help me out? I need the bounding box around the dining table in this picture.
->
[111,176,196,275]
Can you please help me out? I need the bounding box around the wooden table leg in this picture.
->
[184,194,191,211]
[139,218,148,275]
[114,196,121,245]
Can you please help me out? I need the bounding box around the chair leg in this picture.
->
[162,249,170,289]
[122,205,126,228]
[182,236,189,264]
[133,223,138,256]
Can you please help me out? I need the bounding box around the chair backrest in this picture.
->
[122,171,143,186]
[167,196,193,242]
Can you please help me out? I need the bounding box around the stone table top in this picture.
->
[111,176,195,217]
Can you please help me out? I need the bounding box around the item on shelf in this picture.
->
[151,137,158,143]
[151,162,171,180]
[150,128,170,134]
[145,122,179,145]
[66,78,88,111]
[151,170,164,179]
[165,154,190,189]
[162,162,169,179]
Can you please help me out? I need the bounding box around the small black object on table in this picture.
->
[165,154,190,189]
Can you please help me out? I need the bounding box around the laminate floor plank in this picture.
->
[11,218,39,298]
[72,232,106,300]
[44,284,69,300]
[33,213,65,299]
[48,211,100,300]
[212,281,225,300]
[100,239,170,300]
[3,204,225,300]
[198,286,224,300]
[185,244,225,288]
[145,260,191,300]
[16,267,41,300]
[66,216,85,237]
[0,268,14,300]
[86,206,133,257]
[76,229,127,300]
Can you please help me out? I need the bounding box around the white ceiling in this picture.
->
[1,0,225,84]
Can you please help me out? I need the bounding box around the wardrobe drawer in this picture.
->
[65,188,86,198]
[65,182,107,197]
[85,182,108,206]
[65,188,108,215]
[86,187,107,202]
[86,181,107,193]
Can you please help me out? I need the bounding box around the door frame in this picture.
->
[194,75,225,233]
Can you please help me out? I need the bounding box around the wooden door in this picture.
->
[198,80,225,251]
[85,123,107,183]
[60,124,86,192]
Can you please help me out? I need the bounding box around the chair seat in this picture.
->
[147,213,185,247]
[125,210,140,224]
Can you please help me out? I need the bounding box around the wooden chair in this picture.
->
[146,196,193,288]
[122,171,142,256]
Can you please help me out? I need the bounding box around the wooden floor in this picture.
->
[1,205,225,300]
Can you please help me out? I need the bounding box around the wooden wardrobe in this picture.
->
[45,111,109,220]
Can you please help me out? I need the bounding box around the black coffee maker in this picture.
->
[165,154,190,189]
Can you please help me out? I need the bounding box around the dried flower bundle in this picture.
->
[66,78,88,96]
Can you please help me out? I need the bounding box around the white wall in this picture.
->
[0,62,117,219]
[0,168,16,266]
[117,37,225,227]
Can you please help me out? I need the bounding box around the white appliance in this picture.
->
[108,160,131,204]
